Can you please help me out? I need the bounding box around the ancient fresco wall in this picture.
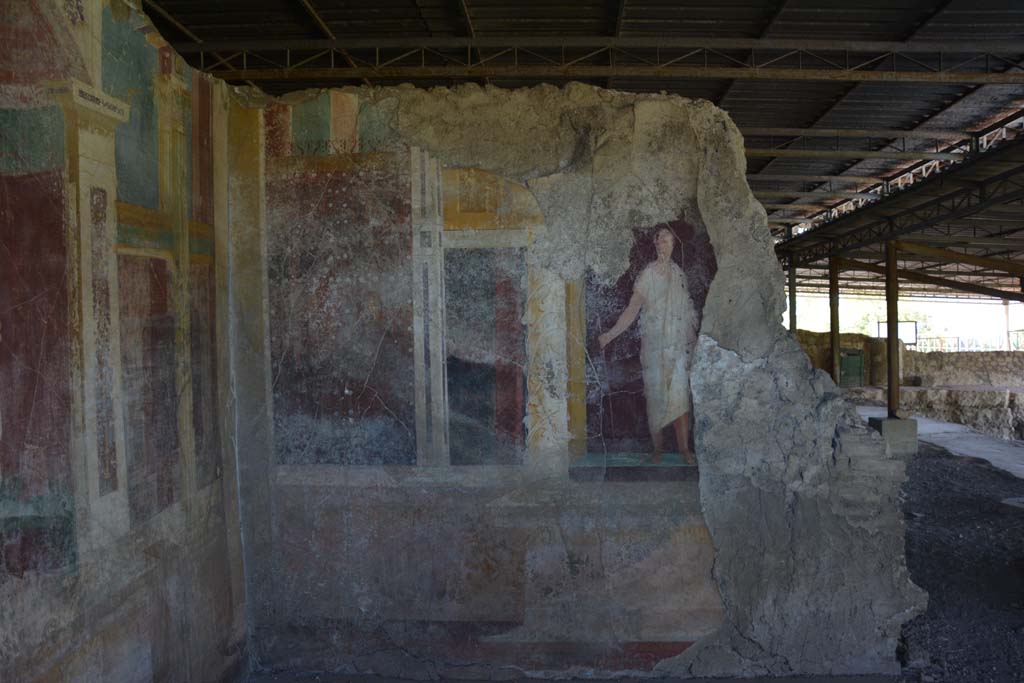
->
[0,3,243,681]
[227,83,925,679]
[246,92,725,675]
[267,153,416,466]
[3,4,928,678]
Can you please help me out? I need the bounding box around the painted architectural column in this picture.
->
[52,79,131,545]
[565,279,587,460]
[154,64,199,508]
[525,266,571,475]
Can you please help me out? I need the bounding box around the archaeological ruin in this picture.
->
[4,2,1024,682]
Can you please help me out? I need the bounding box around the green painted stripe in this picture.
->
[117,222,175,251]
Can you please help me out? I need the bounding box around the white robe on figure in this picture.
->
[635,261,697,433]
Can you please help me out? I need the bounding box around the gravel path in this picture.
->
[899,442,1024,683]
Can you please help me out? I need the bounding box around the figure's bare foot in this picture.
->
[651,449,663,465]
[681,450,697,466]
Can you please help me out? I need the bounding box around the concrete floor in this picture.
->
[856,405,1024,480]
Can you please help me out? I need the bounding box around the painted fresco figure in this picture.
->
[598,228,698,464]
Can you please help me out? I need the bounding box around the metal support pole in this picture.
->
[886,241,900,418]
[788,264,798,332]
[829,256,840,385]
[787,227,797,332]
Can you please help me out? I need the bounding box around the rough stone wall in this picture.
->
[795,330,890,386]
[226,83,925,677]
[795,332,1024,390]
[904,350,1024,388]
[849,385,1024,441]
[0,3,245,681]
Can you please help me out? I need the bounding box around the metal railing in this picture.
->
[915,335,1024,352]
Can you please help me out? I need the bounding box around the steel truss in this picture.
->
[778,158,1024,269]
[168,37,1024,85]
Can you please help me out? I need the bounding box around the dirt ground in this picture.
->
[898,442,1024,683]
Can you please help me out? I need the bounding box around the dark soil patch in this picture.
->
[899,442,1024,683]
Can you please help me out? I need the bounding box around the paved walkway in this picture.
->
[856,406,1024,480]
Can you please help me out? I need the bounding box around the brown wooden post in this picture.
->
[886,241,900,418]
[829,256,840,385]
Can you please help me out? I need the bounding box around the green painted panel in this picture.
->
[357,99,400,152]
[102,6,159,209]
[291,94,331,151]
[189,235,213,256]
[117,223,175,252]
[0,107,65,175]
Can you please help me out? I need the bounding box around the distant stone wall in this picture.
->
[795,330,891,386]
[904,350,1024,388]
[848,386,1024,441]
[795,331,1024,390]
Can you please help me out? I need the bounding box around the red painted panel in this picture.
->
[189,260,219,487]
[191,74,213,224]
[264,104,292,158]
[91,187,118,494]
[0,170,76,577]
[0,0,89,85]
[493,251,525,442]
[118,255,180,525]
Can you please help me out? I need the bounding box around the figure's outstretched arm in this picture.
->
[599,289,645,349]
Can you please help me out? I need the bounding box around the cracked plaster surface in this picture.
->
[240,82,926,677]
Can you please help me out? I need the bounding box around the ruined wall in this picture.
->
[904,349,1024,388]
[0,3,244,680]
[798,331,1024,390]
[227,84,925,678]
[796,330,890,386]
[849,385,1024,441]
[3,4,927,678]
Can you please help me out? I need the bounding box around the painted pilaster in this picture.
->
[565,279,587,461]
[154,68,198,513]
[525,265,570,476]
[52,78,131,547]
[226,96,273,639]
[211,78,248,654]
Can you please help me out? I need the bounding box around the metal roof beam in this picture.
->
[762,203,829,210]
[779,158,1024,267]
[206,63,1024,85]
[747,148,964,161]
[747,174,886,183]
[297,0,335,40]
[174,37,1024,53]
[293,0,369,85]
[457,0,476,38]
[742,126,970,141]
[141,0,253,80]
[757,190,885,200]
[835,257,1024,302]
[894,240,1024,276]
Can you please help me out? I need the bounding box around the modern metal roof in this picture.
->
[141,0,1024,299]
